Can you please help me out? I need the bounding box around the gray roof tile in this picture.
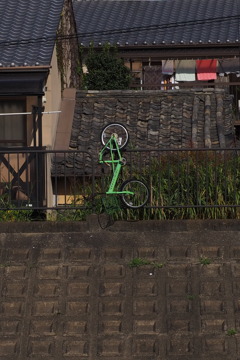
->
[73,0,240,47]
[53,89,237,175]
[0,0,64,67]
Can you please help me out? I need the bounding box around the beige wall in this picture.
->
[41,46,62,208]
[26,96,38,146]
[42,46,62,149]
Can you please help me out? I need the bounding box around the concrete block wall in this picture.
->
[0,218,240,359]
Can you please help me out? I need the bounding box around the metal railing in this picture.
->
[0,148,240,219]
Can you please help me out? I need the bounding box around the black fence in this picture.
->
[0,148,240,219]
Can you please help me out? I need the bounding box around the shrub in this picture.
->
[83,44,131,90]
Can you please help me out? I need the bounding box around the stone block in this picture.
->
[7,249,30,261]
[132,338,158,356]
[200,264,224,277]
[66,301,90,315]
[2,282,27,297]
[134,280,157,296]
[166,280,192,295]
[167,264,191,277]
[231,263,240,277]
[199,246,224,258]
[200,300,226,314]
[167,246,191,258]
[0,320,21,336]
[99,300,124,316]
[27,339,55,356]
[133,320,157,334]
[103,248,124,260]
[67,282,90,297]
[30,320,56,336]
[37,265,61,279]
[67,248,94,261]
[167,336,193,355]
[98,320,123,334]
[202,337,228,353]
[230,246,240,258]
[0,340,19,356]
[201,319,227,333]
[63,321,88,335]
[4,265,28,279]
[39,248,62,261]
[200,281,225,295]
[167,319,191,332]
[97,339,123,356]
[99,282,125,296]
[136,247,158,259]
[34,283,60,297]
[1,301,24,316]
[101,265,125,278]
[133,300,158,315]
[32,301,58,316]
[168,300,192,313]
[63,340,89,356]
[67,265,92,278]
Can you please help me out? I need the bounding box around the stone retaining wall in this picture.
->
[0,218,240,359]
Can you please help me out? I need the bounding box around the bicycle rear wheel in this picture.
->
[100,123,129,150]
[120,179,149,209]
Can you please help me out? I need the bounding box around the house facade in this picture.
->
[73,0,240,123]
[0,0,80,208]
[0,0,240,209]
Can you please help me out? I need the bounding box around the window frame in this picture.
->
[0,97,27,147]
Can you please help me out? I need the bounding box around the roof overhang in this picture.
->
[0,67,50,96]
[82,45,240,61]
[119,46,240,60]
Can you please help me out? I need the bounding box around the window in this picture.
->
[0,99,26,147]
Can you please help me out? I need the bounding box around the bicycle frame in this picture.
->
[99,135,133,195]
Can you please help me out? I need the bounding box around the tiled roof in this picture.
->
[53,89,236,175]
[0,0,64,67]
[73,0,240,47]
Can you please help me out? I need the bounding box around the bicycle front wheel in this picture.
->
[100,123,129,150]
[120,179,149,209]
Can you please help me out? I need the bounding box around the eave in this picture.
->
[0,67,50,96]
[82,44,240,60]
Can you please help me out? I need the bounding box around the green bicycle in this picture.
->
[99,123,149,209]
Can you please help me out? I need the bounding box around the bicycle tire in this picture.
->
[120,179,149,209]
[100,123,129,150]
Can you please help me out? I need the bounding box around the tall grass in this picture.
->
[57,149,240,221]
[137,150,240,220]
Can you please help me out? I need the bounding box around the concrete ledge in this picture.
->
[0,218,240,233]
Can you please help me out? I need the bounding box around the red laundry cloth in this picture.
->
[196,59,217,80]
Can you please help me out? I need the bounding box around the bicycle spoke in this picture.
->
[100,123,129,150]
[120,180,149,209]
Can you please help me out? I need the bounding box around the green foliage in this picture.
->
[5,150,237,222]
[0,188,33,221]
[0,209,33,222]
[200,257,211,265]
[227,329,237,336]
[83,44,131,90]
[116,150,240,221]
[128,257,163,268]
[52,150,240,221]
[102,196,121,215]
